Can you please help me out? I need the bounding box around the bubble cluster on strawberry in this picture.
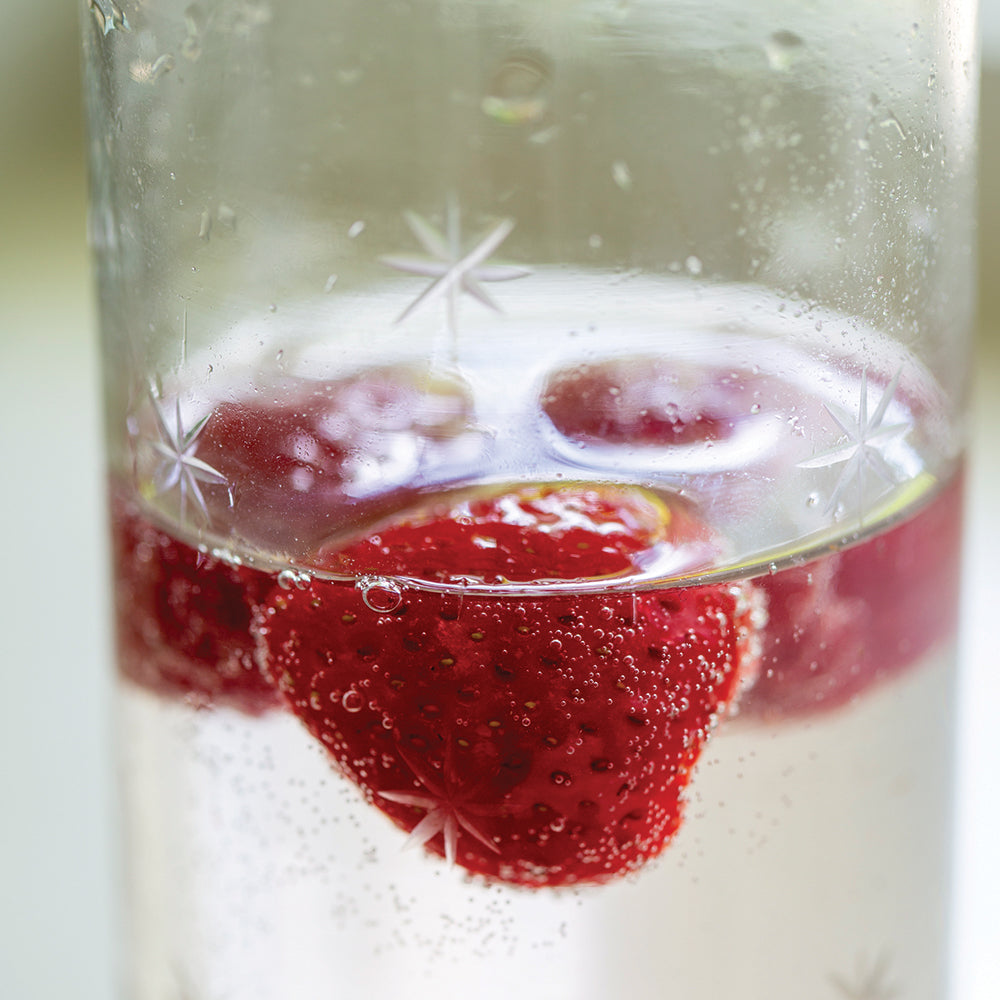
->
[254,485,761,887]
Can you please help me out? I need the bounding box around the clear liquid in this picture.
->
[112,296,962,998]
[119,642,953,1000]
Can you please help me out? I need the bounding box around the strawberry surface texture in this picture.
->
[254,486,760,887]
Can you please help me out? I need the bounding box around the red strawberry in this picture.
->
[743,472,963,719]
[111,490,279,714]
[540,356,766,446]
[254,485,761,887]
[192,365,476,554]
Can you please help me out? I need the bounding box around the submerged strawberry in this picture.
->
[743,474,962,719]
[540,357,765,446]
[191,365,477,554]
[112,491,279,714]
[254,486,760,887]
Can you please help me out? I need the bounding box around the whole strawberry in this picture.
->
[254,486,760,887]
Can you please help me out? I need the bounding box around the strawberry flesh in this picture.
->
[255,486,760,887]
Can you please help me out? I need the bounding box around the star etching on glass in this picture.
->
[798,367,909,516]
[378,744,501,867]
[380,198,531,335]
[145,390,229,525]
[829,952,899,1000]
[89,0,129,35]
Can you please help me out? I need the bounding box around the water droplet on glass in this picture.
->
[482,53,550,125]
[612,160,632,191]
[685,255,703,276]
[324,274,338,293]
[348,220,366,239]
[764,30,805,72]
[342,688,364,713]
[198,210,212,240]
[150,54,176,81]
[358,576,404,613]
[529,124,561,145]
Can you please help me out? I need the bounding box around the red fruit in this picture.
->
[192,365,476,554]
[254,486,760,887]
[540,357,763,446]
[743,473,963,719]
[111,491,279,714]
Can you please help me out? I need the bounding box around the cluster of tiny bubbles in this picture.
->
[209,545,243,568]
[277,568,312,591]
[357,575,404,613]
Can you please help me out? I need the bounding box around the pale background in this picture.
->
[1,3,997,998]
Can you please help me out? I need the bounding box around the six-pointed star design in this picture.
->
[798,367,909,515]
[146,391,228,524]
[378,745,501,866]
[381,200,531,333]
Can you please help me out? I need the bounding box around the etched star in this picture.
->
[145,391,228,524]
[89,0,129,35]
[380,199,531,334]
[378,745,501,866]
[799,367,909,515]
[829,952,899,1000]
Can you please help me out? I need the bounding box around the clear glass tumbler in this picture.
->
[82,1,977,998]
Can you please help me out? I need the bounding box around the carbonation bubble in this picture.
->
[342,689,364,713]
[358,576,404,613]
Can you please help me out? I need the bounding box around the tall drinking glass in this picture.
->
[82,2,976,998]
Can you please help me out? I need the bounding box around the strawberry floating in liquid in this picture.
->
[114,364,476,709]
[539,354,959,719]
[190,364,478,554]
[540,356,768,446]
[744,473,963,719]
[254,485,761,887]
[111,491,279,715]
